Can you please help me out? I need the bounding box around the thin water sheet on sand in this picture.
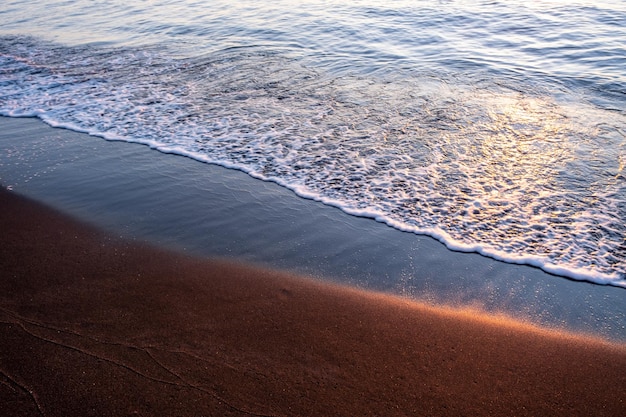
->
[0,116,625,342]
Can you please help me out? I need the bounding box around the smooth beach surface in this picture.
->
[1,116,625,343]
[2,186,626,417]
[2,2,626,415]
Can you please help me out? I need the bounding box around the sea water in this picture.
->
[1,0,625,287]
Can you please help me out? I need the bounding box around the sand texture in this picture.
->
[1,188,625,416]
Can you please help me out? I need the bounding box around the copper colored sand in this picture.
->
[1,188,625,416]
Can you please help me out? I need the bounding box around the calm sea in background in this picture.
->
[1,0,625,288]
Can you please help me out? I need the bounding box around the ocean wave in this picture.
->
[1,0,625,287]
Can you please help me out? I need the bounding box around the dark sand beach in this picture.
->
[2,1,626,413]
[2,186,626,416]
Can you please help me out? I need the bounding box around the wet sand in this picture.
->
[1,187,625,416]
[2,116,626,343]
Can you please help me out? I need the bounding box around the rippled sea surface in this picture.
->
[1,0,625,286]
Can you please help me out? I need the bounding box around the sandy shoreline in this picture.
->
[1,187,625,416]
[2,115,626,344]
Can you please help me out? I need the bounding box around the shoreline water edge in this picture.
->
[1,115,625,343]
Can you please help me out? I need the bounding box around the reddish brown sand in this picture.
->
[1,188,625,417]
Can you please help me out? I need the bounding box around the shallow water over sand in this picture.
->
[2,116,625,342]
